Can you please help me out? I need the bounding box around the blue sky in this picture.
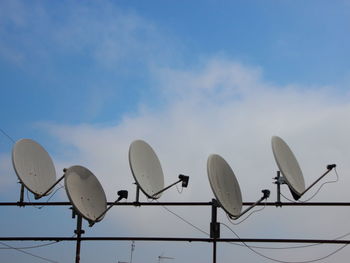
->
[1,1,350,262]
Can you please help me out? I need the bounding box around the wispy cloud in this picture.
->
[2,1,349,261]
[0,1,178,70]
[42,58,350,244]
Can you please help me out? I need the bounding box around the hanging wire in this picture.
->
[175,183,184,194]
[156,197,350,251]
[226,199,267,225]
[155,199,312,250]
[0,128,15,144]
[25,185,64,209]
[0,233,76,250]
[221,223,348,263]
[0,241,59,263]
[142,176,347,253]
[246,230,350,250]
[0,241,59,250]
[282,168,339,203]
[155,199,209,236]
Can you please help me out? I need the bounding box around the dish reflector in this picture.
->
[12,139,56,196]
[271,136,306,198]
[129,140,165,199]
[64,166,107,222]
[207,154,242,217]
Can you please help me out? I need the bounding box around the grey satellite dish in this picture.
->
[271,136,336,200]
[12,139,63,199]
[64,165,128,225]
[64,166,127,263]
[207,154,270,219]
[271,136,305,199]
[129,140,189,200]
[64,165,107,223]
[207,154,242,217]
[129,140,165,199]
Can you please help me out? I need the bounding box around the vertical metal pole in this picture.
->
[276,171,281,205]
[135,185,140,203]
[213,241,217,263]
[210,199,220,263]
[19,184,24,204]
[75,214,84,263]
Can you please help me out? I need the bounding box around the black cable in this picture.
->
[0,241,59,263]
[175,183,184,194]
[156,200,209,236]
[26,185,64,210]
[0,241,59,250]
[0,128,15,144]
[0,234,76,250]
[282,168,339,203]
[148,172,347,254]
[156,197,350,252]
[226,199,267,225]
[221,223,348,263]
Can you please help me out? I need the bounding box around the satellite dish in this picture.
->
[271,136,336,201]
[271,136,305,199]
[207,154,270,219]
[64,165,107,223]
[129,140,165,199]
[12,139,56,197]
[207,154,242,217]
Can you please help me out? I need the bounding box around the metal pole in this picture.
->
[35,174,65,200]
[213,241,217,263]
[18,184,24,205]
[75,214,84,263]
[3,201,350,207]
[301,166,335,196]
[276,171,281,204]
[210,199,220,263]
[135,185,140,203]
[152,179,182,197]
[233,190,269,220]
[2,236,350,244]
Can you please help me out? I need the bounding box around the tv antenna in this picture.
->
[130,241,135,263]
[12,139,65,202]
[271,136,336,201]
[129,140,189,202]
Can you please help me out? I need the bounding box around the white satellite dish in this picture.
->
[271,136,336,200]
[129,140,189,200]
[271,136,305,199]
[129,140,165,199]
[207,154,242,217]
[64,165,128,225]
[207,154,270,219]
[64,165,107,223]
[12,139,57,198]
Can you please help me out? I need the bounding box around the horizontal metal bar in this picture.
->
[0,236,350,244]
[244,202,350,206]
[0,202,212,206]
[1,201,350,207]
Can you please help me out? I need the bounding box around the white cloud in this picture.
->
[2,2,349,262]
[42,58,350,254]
